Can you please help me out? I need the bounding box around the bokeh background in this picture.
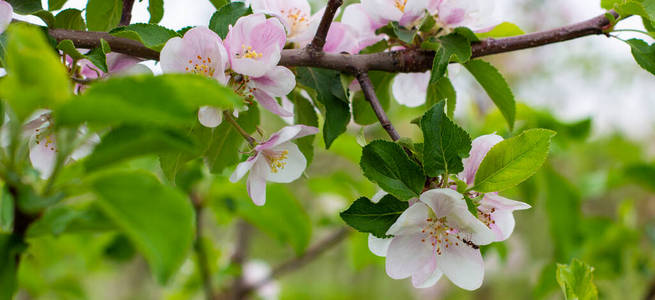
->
[12,0,655,299]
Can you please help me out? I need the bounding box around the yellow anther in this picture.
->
[394,0,407,12]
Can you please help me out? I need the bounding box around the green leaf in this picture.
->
[544,167,581,260]
[556,259,598,300]
[57,39,86,60]
[26,205,114,237]
[55,74,242,128]
[340,195,408,238]
[0,189,13,233]
[360,140,424,200]
[48,0,67,11]
[84,39,111,73]
[204,106,260,174]
[291,93,319,164]
[424,32,472,84]
[85,126,196,171]
[148,0,164,24]
[473,128,556,193]
[476,22,525,39]
[0,234,25,300]
[464,59,516,129]
[91,170,195,283]
[626,38,655,76]
[209,2,252,39]
[352,71,394,125]
[376,21,417,44]
[86,0,123,31]
[421,101,471,177]
[110,23,180,51]
[6,0,42,14]
[234,183,311,254]
[296,67,350,148]
[0,25,72,121]
[33,10,56,28]
[209,0,228,9]
[426,77,456,118]
[54,8,86,30]
[623,163,655,191]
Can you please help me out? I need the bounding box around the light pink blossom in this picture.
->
[430,0,495,30]
[246,0,313,43]
[0,0,12,34]
[224,13,286,78]
[241,66,296,117]
[230,125,318,205]
[341,3,386,52]
[361,0,429,28]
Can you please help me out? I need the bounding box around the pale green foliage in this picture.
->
[556,259,599,300]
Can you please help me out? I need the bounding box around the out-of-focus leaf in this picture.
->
[0,189,13,233]
[91,170,195,283]
[6,0,42,14]
[208,2,252,38]
[544,167,581,260]
[360,140,424,200]
[623,163,655,191]
[340,195,408,238]
[110,23,179,51]
[204,106,259,174]
[292,93,318,164]
[26,205,114,237]
[0,234,25,300]
[148,0,164,24]
[473,129,555,193]
[0,25,71,121]
[421,101,471,177]
[464,59,516,129]
[476,22,525,39]
[86,0,123,31]
[556,259,598,300]
[54,8,86,30]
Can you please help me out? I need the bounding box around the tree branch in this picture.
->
[228,220,252,300]
[238,227,351,298]
[191,193,215,300]
[306,0,343,54]
[46,11,618,73]
[356,72,401,141]
[120,0,136,26]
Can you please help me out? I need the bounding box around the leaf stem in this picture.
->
[223,111,257,147]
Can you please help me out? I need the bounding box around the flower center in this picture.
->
[264,149,289,173]
[230,74,256,104]
[237,45,263,60]
[185,55,215,77]
[394,0,407,12]
[477,207,496,229]
[420,217,477,255]
[280,8,309,35]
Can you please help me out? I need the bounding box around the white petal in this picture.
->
[252,89,294,117]
[265,142,306,183]
[385,234,435,279]
[392,72,430,107]
[362,0,403,22]
[412,260,443,288]
[71,133,100,161]
[29,137,57,179]
[256,125,318,150]
[247,160,269,206]
[386,202,429,236]
[230,153,261,182]
[420,188,464,218]
[368,234,392,257]
[198,106,223,128]
[0,1,12,34]
[370,190,388,203]
[435,241,484,290]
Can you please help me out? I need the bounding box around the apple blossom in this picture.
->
[430,0,495,30]
[380,188,495,290]
[391,71,430,107]
[0,0,12,34]
[341,3,386,52]
[459,134,531,242]
[245,0,313,43]
[361,0,429,28]
[230,125,318,205]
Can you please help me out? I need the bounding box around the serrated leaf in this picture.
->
[464,59,516,129]
[340,195,409,238]
[55,74,242,128]
[473,128,556,193]
[291,93,318,164]
[626,38,655,76]
[148,0,164,24]
[296,67,350,148]
[556,259,598,300]
[421,101,471,177]
[360,140,424,200]
[6,0,42,14]
[86,0,123,31]
[85,126,196,171]
[54,8,86,30]
[110,23,180,51]
[209,2,252,38]
[476,22,525,39]
[426,77,456,118]
[33,10,56,27]
[91,170,194,284]
[48,0,67,11]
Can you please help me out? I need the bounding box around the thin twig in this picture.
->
[228,220,252,300]
[46,11,618,73]
[238,227,351,298]
[307,0,343,54]
[356,72,401,141]
[191,193,215,300]
[120,0,136,26]
[223,111,257,147]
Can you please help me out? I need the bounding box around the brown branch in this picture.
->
[120,0,136,26]
[356,72,401,141]
[238,227,351,298]
[306,0,343,54]
[46,11,618,73]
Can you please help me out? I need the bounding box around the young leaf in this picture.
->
[57,39,111,72]
[54,8,86,30]
[86,0,123,31]
[6,0,42,14]
[475,22,525,39]
[421,101,471,177]
[626,38,655,76]
[426,77,456,118]
[209,2,252,38]
[91,170,195,284]
[464,59,516,129]
[148,0,164,24]
[556,259,598,300]
[424,31,472,84]
[473,128,556,193]
[360,140,424,200]
[340,195,409,238]
[0,25,71,121]
[110,23,180,51]
[296,67,350,148]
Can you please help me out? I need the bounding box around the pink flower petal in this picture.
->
[460,133,503,185]
[0,1,12,34]
[252,89,294,117]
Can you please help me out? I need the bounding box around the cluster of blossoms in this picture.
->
[369,134,530,290]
